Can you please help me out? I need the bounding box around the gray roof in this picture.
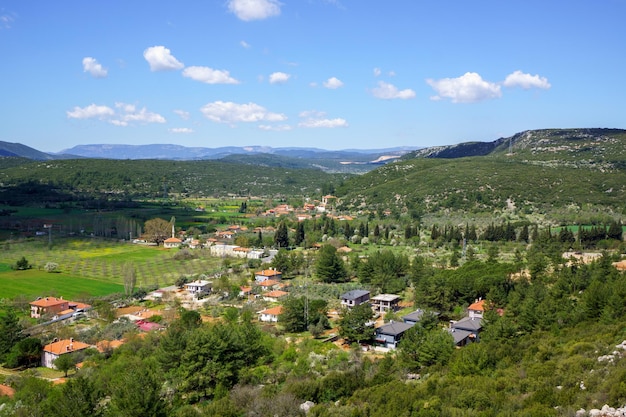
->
[375,321,414,337]
[451,317,483,332]
[403,309,425,323]
[447,328,473,345]
[403,309,439,323]
[341,290,370,300]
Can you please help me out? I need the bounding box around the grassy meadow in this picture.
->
[0,266,124,299]
[0,237,228,300]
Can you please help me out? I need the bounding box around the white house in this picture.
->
[259,306,283,323]
[255,268,282,282]
[468,299,486,319]
[185,280,212,296]
[163,237,182,248]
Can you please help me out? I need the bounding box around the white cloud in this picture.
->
[371,81,416,100]
[503,70,551,90]
[240,40,251,48]
[82,57,108,78]
[259,124,292,131]
[269,72,291,84]
[373,67,381,77]
[174,110,190,120]
[67,104,115,120]
[0,12,16,29]
[115,103,166,124]
[323,77,344,89]
[200,101,287,125]
[427,72,502,103]
[66,102,165,126]
[169,127,194,134]
[143,46,184,71]
[298,110,348,128]
[182,66,239,84]
[227,0,281,21]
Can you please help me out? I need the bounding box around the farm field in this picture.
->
[0,237,229,299]
[0,266,124,299]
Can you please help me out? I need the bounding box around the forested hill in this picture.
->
[0,158,349,203]
[337,128,626,215]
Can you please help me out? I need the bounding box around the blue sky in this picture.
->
[1,0,625,152]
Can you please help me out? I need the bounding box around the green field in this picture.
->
[0,237,230,299]
[0,265,124,299]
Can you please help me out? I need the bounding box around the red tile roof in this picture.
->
[256,269,282,277]
[260,306,283,316]
[30,297,67,308]
[43,339,91,355]
[468,299,486,311]
[264,290,288,298]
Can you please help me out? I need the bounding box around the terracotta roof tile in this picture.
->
[43,339,91,355]
[260,306,283,316]
[30,297,68,307]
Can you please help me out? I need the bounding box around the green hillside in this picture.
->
[338,128,626,217]
[0,158,349,203]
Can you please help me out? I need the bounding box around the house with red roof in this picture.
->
[468,299,486,319]
[164,237,182,248]
[259,306,283,323]
[257,279,280,290]
[30,297,91,319]
[263,290,288,302]
[42,338,91,369]
[30,297,69,319]
[255,268,282,282]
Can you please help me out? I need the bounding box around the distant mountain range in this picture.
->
[58,144,418,161]
[0,142,419,173]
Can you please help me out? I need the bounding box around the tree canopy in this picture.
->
[144,218,172,245]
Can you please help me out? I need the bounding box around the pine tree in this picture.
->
[0,308,24,361]
[315,244,348,283]
[294,222,305,246]
[274,222,289,248]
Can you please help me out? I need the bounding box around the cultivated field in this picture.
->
[0,237,229,299]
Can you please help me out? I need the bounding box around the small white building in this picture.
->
[185,280,212,296]
[255,269,282,282]
[468,299,486,319]
[259,306,283,323]
[164,237,182,248]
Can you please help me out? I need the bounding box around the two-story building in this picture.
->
[340,290,370,309]
[370,294,401,314]
[185,280,212,297]
[30,297,69,319]
[374,321,415,349]
[42,338,91,369]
